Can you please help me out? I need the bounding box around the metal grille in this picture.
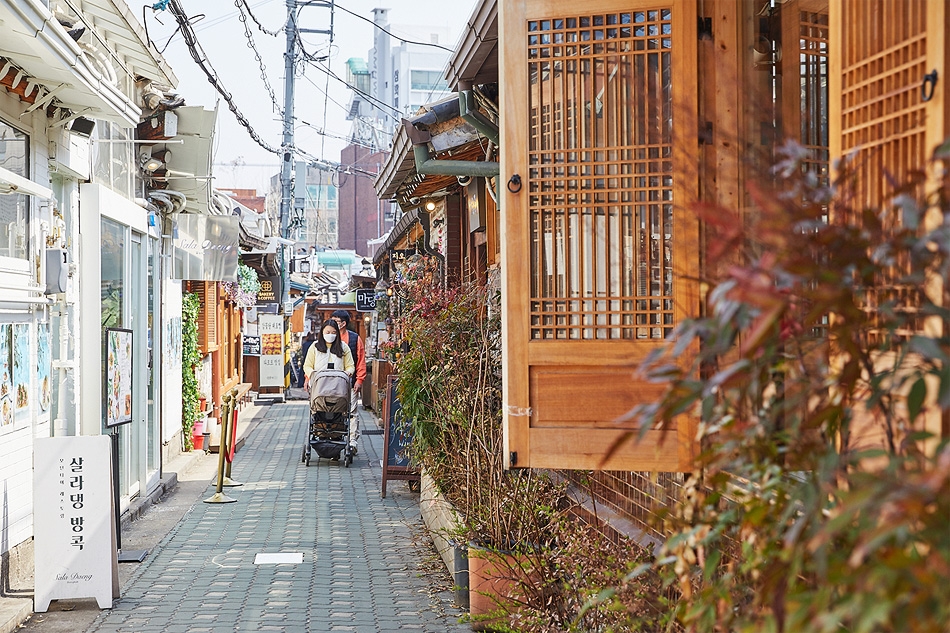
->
[527,11,674,340]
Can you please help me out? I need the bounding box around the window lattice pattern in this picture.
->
[527,11,674,340]
[799,11,830,181]
[840,0,927,340]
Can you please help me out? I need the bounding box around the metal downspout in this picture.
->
[457,82,499,146]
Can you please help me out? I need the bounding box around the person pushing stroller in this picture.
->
[303,320,355,456]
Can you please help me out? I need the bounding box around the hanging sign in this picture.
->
[258,314,284,388]
[34,435,118,611]
[171,214,239,282]
[355,288,376,312]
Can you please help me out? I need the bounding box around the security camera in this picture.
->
[457,175,472,187]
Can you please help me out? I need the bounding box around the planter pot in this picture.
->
[192,420,205,450]
[468,544,533,632]
[420,473,469,608]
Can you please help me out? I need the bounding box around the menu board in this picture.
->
[258,314,284,388]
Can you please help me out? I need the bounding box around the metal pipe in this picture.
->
[457,84,500,146]
[411,144,499,178]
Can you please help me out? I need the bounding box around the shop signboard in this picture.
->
[34,435,118,611]
[258,314,284,388]
[355,288,376,312]
[171,214,239,281]
[256,276,281,305]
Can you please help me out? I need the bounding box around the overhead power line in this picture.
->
[334,2,455,53]
[234,0,283,114]
[165,0,282,154]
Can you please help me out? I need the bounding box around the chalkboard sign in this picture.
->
[381,375,419,498]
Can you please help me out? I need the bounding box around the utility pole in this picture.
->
[279,0,333,308]
[279,0,297,309]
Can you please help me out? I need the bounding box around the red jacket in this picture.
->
[341,328,366,389]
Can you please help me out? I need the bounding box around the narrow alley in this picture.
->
[18,402,468,633]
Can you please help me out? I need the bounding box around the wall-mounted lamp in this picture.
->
[69,116,96,137]
[423,199,437,212]
[139,153,164,173]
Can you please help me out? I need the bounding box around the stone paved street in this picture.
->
[75,402,468,633]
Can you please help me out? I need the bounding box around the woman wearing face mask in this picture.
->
[303,319,355,391]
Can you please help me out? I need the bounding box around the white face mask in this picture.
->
[324,333,337,343]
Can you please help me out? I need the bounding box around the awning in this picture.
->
[75,0,177,86]
[374,96,485,203]
[373,209,420,264]
[0,165,54,200]
[446,0,498,89]
[161,106,217,215]
[0,1,143,125]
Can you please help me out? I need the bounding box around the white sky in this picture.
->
[129,0,478,192]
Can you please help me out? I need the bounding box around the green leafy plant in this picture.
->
[395,258,565,552]
[181,291,202,451]
[625,142,950,633]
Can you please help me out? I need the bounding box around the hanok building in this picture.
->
[377,0,947,548]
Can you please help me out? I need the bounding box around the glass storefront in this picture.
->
[100,217,161,501]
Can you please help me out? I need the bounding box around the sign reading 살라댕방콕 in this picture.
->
[34,435,118,612]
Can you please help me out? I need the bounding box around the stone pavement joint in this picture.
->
[78,402,468,633]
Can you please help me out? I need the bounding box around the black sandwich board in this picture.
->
[381,375,419,497]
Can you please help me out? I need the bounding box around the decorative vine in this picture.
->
[181,292,202,450]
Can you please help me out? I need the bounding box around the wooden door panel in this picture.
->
[529,366,667,427]
[502,0,699,471]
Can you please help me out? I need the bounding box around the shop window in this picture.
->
[92,120,133,199]
[101,218,126,329]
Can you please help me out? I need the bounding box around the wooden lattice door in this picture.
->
[500,0,700,470]
[829,0,948,441]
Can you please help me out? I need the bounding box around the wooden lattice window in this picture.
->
[527,10,675,341]
[798,10,830,179]
[191,281,218,353]
[837,0,929,341]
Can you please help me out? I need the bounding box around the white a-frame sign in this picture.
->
[34,435,119,611]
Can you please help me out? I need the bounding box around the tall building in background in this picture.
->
[338,145,388,256]
[339,9,459,257]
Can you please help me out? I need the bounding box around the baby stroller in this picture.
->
[301,367,353,467]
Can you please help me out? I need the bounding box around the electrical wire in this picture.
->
[301,56,401,117]
[166,0,281,154]
[334,2,454,53]
[238,0,282,36]
[234,0,283,114]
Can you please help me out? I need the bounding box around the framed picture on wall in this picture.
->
[105,327,133,427]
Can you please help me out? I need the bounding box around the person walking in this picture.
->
[329,310,366,455]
